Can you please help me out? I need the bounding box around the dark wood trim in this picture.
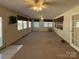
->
[44,19,53,22]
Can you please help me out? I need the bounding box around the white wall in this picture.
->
[54,5,79,43]
[0,5,32,48]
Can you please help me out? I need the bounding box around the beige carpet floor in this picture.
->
[12,32,79,59]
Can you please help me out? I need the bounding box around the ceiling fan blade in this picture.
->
[26,5,33,7]
[34,0,39,3]
[24,0,35,5]
[43,1,63,6]
[43,2,54,5]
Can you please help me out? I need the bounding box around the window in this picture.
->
[17,20,28,30]
[33,22,39,28]
[44,22,49,27]
[29,21,31,28]
[49,22,52,27]
[76,22,79,28]
[17,20,23,30]
[44,22,52,27]
[23,21,27,29]
[54,16,64,30]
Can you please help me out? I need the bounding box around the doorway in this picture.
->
[70,14,79,51]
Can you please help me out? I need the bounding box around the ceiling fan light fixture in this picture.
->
[33,6,37,10]
[40,16,44,20]
[25,0,48,12]
[32,5,43,12]
[39,7,42,10]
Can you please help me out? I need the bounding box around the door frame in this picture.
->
[70,14,79,52]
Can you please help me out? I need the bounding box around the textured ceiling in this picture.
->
[0,0,79,19]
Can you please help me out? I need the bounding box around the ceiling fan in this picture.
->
[24,0,54,11]
[24,0,53,6]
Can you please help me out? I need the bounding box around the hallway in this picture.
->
[12,32,79,59]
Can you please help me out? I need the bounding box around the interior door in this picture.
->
[71,14,79,51]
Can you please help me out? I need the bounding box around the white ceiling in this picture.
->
[0,0,79,19]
